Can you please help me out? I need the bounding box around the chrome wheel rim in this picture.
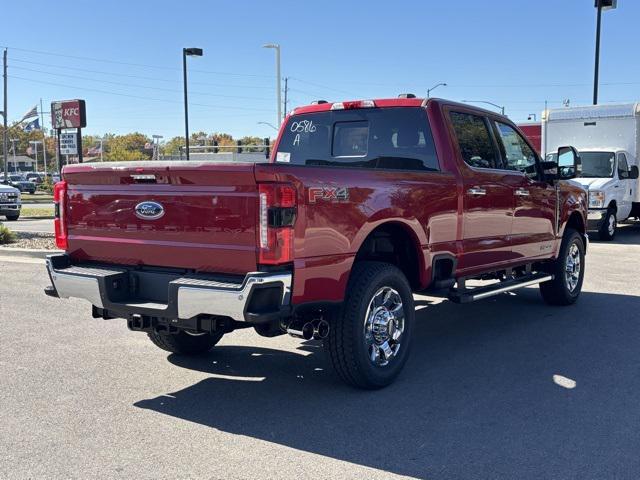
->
[607,214,616,236]
[363,286,405,367]
[564,242,581,292]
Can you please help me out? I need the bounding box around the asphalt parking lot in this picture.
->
[1,224,639,479]
[8,217,54,234]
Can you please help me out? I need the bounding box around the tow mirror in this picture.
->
[629,165,639,180]
[545,146,581,181]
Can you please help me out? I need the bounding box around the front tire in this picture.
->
[598,209,616,241]
[540,228,585,305]
[5,214,19,221]
[324,261,415,389]
[147,330,224,355]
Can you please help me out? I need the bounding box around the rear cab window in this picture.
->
[275,107,440,171]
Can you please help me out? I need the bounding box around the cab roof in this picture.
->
[290,97,508,120]
[291,97,428,115]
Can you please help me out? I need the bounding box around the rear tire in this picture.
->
[540,228,585,306]
[5,214,19,221]
[324,261,415,389]
[147,330,224,355]
[598,209,616,241]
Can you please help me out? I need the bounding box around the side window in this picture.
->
[617,153,629,179]
[449,112,498,169]
[493,122,539,178]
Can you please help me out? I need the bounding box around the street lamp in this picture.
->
[257,121,278,131]
[98,137,106,162]
[528,113,537,121]
[462,100,505,115]
[152,134,163,160]
[427,82,447,98]
[10,138,19,173]
[183,47,203,160]
[29,140,43,172]
[263,43,282,128]
[593,0,617,105]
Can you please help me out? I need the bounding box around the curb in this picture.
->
[0,247,61,259]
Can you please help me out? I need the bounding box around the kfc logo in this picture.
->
[51,100,86,129]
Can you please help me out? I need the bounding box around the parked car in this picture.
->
[543,103,640,240]
[0,183,21,221]
[1,174,36,194]
[44,97,587,388]
[25,172,44,184]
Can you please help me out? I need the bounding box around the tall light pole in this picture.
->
[99,137,104,162]
[183,47,203,160]
[427,82,447,98]
[2,48,7,184]
[263,44,282,128]
[39,98,48,176]
[10,138,18,173]
[152,134,163,160]
[593,0,617,105]
[30,140,42,173]
[462,100,505,115]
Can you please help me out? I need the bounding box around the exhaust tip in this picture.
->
[314,320,330,340]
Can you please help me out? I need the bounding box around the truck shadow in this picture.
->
[134,290,640,479]
[589,222,640,244]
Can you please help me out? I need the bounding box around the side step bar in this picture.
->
[448,273,553,304]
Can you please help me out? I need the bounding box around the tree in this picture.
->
[163,136,185,155]
[103,132,151,161]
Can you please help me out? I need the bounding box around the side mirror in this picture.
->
[552,146,581,180]
[629,165,639,180]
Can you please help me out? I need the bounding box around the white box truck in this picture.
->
[542,103,640,240]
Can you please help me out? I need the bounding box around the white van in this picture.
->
[542,103,640,240]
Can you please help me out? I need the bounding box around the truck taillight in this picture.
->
[53,181,68,250]
[330,100,376,110]
[258,183,296,265]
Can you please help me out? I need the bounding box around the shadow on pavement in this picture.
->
[135,290,640,479]
[589,222,640,245]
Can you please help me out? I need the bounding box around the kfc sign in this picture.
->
[51,99,86,129]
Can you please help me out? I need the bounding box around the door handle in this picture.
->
[467,187,486,196]
[514,188,530,196]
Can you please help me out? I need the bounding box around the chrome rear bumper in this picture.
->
[45,254,291,323]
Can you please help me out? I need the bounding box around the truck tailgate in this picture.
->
[62,162,258,274]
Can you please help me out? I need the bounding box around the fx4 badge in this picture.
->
[308,186,350,204]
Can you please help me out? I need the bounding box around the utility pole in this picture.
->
[3,49,7,183]
[283,77,289,117]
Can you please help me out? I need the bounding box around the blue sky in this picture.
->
[2,0,638,139]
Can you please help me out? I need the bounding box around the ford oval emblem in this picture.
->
[135,201,165,220]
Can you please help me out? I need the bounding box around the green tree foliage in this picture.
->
[102,132,152,161]
[163,136,185,155]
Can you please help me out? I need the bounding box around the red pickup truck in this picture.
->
[45,97,587,389]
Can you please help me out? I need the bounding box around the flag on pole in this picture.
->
[20,105,38,122]
[23,118,41,132]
